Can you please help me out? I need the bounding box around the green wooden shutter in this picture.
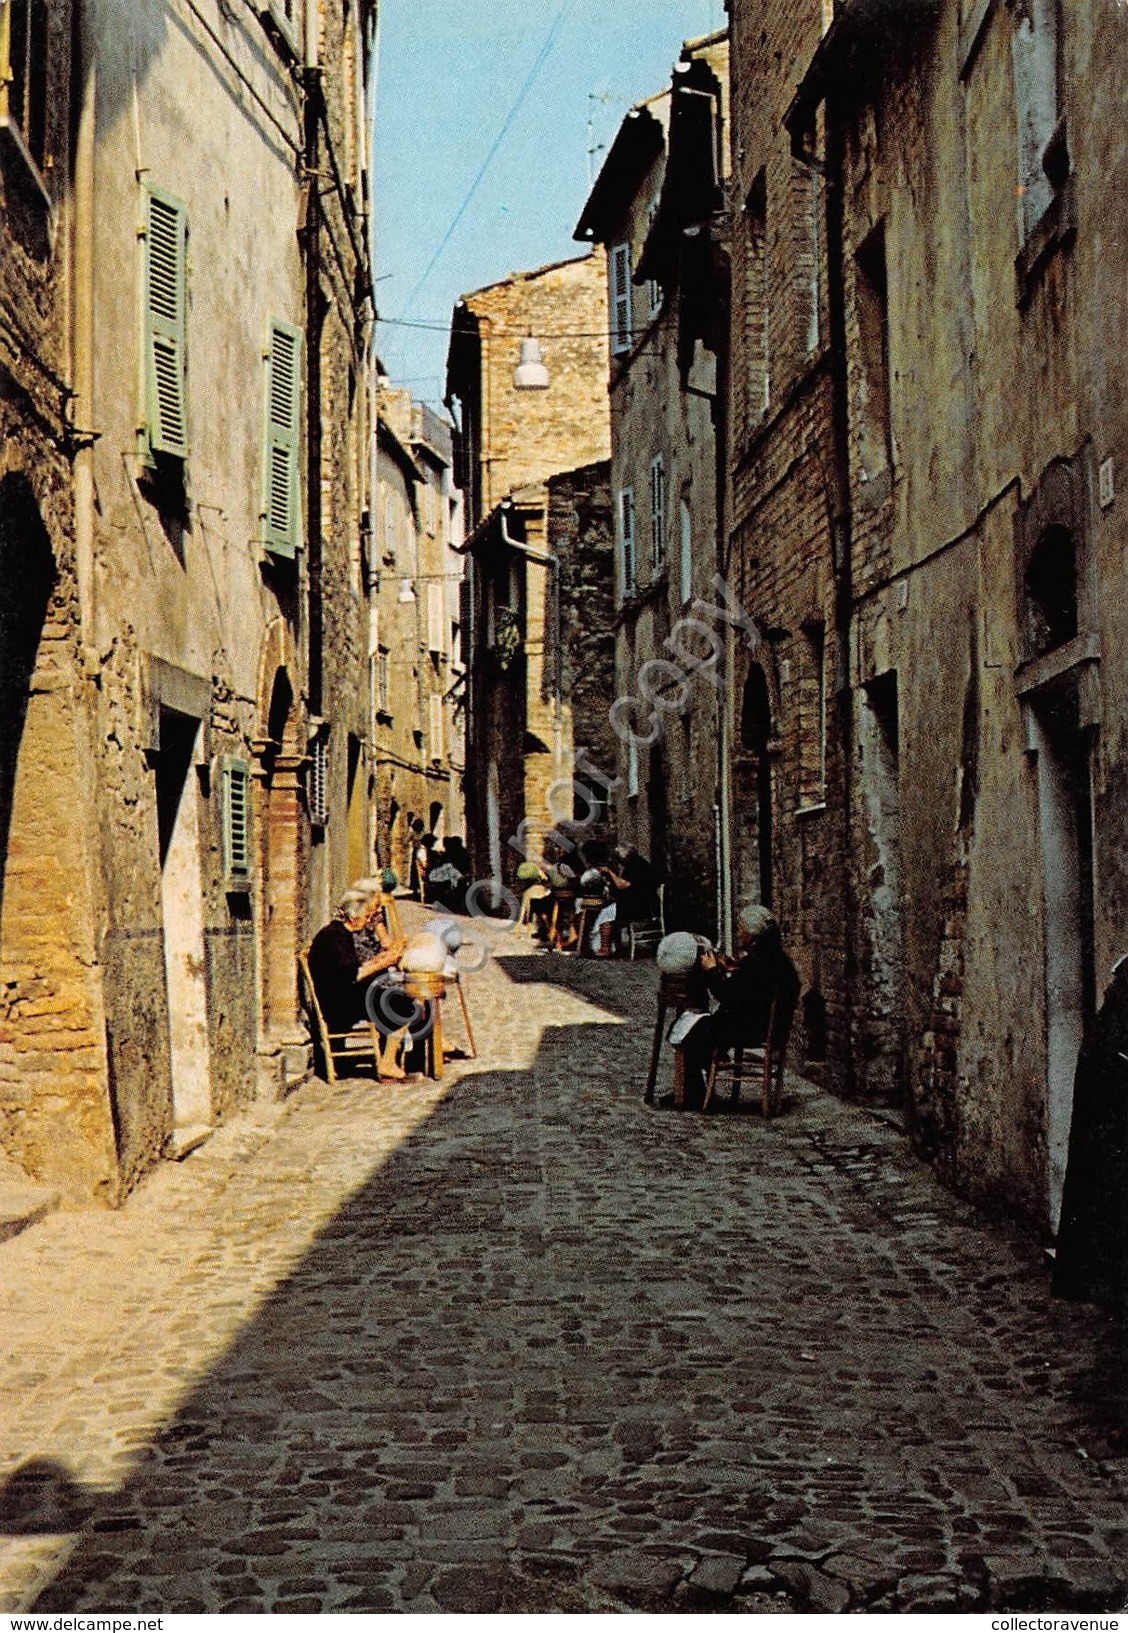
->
[263,318,303,556]
[144,186,189,459]
[221,756,252,885]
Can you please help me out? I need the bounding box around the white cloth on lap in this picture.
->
[590,902,617,951]
[667,1010,709,1048]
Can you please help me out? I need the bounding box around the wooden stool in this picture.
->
[548,891,576,950]
[643,971,699,1105]
[401,971,447,1080]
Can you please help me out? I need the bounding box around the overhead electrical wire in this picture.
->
[392,0,577,323]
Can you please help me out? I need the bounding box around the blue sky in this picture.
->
[373,0,724,408]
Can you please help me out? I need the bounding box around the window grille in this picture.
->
[650,455,666,570]
[308,734,329,827]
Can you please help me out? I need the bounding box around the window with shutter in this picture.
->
[221,756,252,886]
[611,242,632,356]
[619,487,636,598]
[650,455,666,570]
[427,583,445,654]
[429,693,444,763]
[262,318,303,556]
[143,186,189,461]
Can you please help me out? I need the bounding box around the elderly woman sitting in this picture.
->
[677,904,800,1105]
[307,881,406,1040]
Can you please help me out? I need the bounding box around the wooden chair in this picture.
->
[299,949,385,1086]
[519,883,551,926]
[442,965,477,1058]
[628,884,666,960]
[548,890,577,950]
[574,896,607,959]
[701,982,799,1117]
[644,968,701,1105]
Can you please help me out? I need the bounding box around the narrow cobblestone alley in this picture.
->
[1,922,1125,1614]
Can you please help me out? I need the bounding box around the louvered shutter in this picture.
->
[263,318,303,556]
[428,693,444,762]
[427,583,445,654]
[611,243,632,355]
[221,757,252,885]
[144,187,189,458]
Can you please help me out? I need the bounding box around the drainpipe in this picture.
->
[302,57,324,718]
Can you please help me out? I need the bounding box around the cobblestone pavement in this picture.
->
[1,915,1126,1613]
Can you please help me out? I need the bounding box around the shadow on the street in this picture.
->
[493,949,655,1021]
[8,973,1127,1615]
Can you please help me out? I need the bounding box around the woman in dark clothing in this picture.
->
[1053,955,1128,1310]
[307,887,405,1034]
[680,905,800,1105]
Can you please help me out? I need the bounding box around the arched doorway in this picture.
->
[0,474,56,931]
[734,664,774,910]
[256,647,308,1052]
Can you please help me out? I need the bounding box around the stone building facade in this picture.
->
[458,468,616,900]
[730,0,1128,1237]
[0,0,376,1204]
[723,0,845,1072]
[575,30,729,940]
[445,255,614,893]
[372,382,466,886]
[446,254,610,529]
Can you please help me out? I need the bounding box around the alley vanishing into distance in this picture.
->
[0,917,1125,1615]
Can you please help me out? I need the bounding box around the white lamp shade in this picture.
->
[513,337,550,390]
[397,578,416,603]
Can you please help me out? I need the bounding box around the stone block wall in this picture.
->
[459,254,611,523]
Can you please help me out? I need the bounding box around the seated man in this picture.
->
[679,904,800,1105]
[307,884,407,1060]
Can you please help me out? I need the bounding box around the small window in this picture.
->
[611,242,632,356]
[1024,527,1078,657]
[262,318,302,556]
[618,487,636,597]
[0,0,48,176]
[854,222,891,481]
[744,171,769,425]
[142,185,189,463]
[221,756,252,886]
[649,455,666,571]
[308,733,329,828]
[1011,0,1058,241]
